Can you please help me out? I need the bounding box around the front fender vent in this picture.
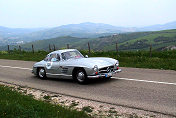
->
[61,68,68,73]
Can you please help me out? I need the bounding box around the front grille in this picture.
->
[99,66,114,73]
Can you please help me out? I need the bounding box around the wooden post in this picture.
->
[88,42,91,54]
[116,42,118,54]
[53,44,56,51]
[149,44,152,57]
[49,44,51,52]
[67,44,69,49]
[19,45,21,52]
[32,44,34,53]
[8,45,10,53]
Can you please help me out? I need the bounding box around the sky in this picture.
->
[0,0,176,28]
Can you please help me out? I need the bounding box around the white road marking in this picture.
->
[0,64,176,86]
[0,65,32,70]
[112,77,176,86]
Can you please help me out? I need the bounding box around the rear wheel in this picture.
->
[75,69,88,84]
[38,68,46,79]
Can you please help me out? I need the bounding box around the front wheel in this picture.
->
[104,77,111,80]
[76,69,88,84]
[38,68,46,79]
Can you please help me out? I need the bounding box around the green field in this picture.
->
[0,50,176,71]
[0,85,90,118]
[1,29,176,51]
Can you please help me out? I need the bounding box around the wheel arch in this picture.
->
[72,67,87,79]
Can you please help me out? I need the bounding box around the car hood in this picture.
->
[62,57,117,69]
[33,60,46,67]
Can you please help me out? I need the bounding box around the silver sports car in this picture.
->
[32,49,121,84]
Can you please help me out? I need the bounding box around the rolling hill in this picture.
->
[1,29,176,51]
[0,26,46,46]
[1,21,176,46]
[140,21,176,31]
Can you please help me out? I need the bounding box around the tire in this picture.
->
[38,68,46,79]
[75,69,88,84]
[104,77,111,80]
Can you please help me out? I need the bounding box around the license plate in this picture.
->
[108,73,112,76]
[105,73,112,77]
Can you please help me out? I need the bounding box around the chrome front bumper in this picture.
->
[87,69,121,79]
[32,67,37,75]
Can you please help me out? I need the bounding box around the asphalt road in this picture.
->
[0,59,176,117]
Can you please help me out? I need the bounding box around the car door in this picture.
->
[45,53,61,77]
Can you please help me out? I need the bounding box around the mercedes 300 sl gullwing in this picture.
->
[32,49,121,84]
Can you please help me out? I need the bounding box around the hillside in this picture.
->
[14,22,130,42]
[1,21,176,46]
[0,26,46,46]
[140,21,176,31]
[0,36,90,51]
[70,29,176,51]
[1,29,176,51]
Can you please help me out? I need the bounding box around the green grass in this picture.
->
[0,50,176,70]
[0,50,48,61]
[81,50,176,70]
[0,85,90,118]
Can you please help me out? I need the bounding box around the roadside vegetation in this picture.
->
[0,50,176,70]
[0,85,90,118]
[83,50,176,71]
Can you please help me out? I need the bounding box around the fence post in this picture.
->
[49,44,51,52]
[53,44,56,51]
[32,44,34,53]
[88,42,91,54]
[8,45,10,53]
[116,42,118,54]
[19,45,21,52]
[67,44,69,49]
[149,44,152,57]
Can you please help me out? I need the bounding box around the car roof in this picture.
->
[49,49,78,54]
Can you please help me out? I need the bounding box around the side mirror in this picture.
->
[85,55,88,58]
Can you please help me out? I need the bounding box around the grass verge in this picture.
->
[0,50,176,70]
[0,85,90,118]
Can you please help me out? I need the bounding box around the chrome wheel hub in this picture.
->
[39,69,45,78]
[77,72,85,82]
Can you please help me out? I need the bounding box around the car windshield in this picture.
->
[61,51,84,60]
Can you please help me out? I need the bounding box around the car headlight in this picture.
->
[93,65,98,72]
[115,60,119,66]
[115,61,119,70]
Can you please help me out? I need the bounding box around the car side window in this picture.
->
[44,55,50,61]
[61,53,66,60]
[57,54,60,61]
[44,53,60,61]
[50,53,60,62]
